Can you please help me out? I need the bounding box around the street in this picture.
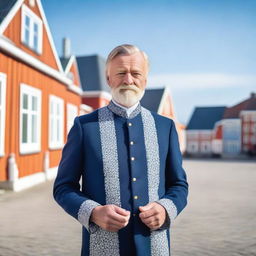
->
[0,159,256,256]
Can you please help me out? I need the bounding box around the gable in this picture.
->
[1,0,62,71]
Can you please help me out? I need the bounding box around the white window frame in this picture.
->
[67,103,78,134]
[21,4,43,54]
[0,73,7,156]
[19,83,41,154]
[49,95,64,150]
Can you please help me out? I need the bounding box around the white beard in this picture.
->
[111,85,145,108]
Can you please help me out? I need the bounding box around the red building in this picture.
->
[0,0,82,191]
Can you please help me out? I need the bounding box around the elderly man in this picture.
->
[53,44,188,256]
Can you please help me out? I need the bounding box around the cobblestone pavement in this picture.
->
[0,159,255,256]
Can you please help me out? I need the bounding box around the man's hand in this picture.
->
[90,204,130,232]
[139,202,166,230]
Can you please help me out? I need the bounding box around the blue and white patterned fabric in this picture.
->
[53,101,188,256]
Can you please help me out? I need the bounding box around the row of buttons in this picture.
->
[128,122,139,204]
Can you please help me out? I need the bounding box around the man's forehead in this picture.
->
[111,53,147,67]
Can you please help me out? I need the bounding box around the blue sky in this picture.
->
[41,0,256,124]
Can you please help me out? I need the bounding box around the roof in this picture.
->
[141,88,165,112]
[186,106,226,130]
[0,0,16,24]
[76,55,109,92]
[223,92,256,119]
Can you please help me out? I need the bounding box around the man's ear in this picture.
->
[106,75,111,86]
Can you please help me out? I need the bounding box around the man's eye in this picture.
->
[133,73,141,77]
[118,72,125,75]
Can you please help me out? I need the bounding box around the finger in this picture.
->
[110,211,130,224]
[139,208,156,220]
[114,206,130,216]
[139,203,153,212]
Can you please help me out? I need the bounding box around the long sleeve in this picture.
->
[157,120,188,227]
[53,117,100,232]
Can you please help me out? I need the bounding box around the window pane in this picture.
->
[50,117,54,142]
[56,103,60,115]
[32,114,37,143]
[25,15,30,27]
[34,23,38,33]
[0,83,2,105]
[22,113,28,143]
[57,118,60,142]
[32,96,37,111]
[25,29,30,45]
[0,111,2,138]
[50,101,54,115]
[33,35,38,51]
[23,94,28,109]
[33,23,39,51]
[24,16,30,45]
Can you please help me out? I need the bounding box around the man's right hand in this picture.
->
[90,204,130,232]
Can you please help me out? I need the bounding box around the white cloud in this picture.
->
[148,73,256,90]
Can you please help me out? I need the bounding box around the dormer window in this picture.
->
[21,5,43,54]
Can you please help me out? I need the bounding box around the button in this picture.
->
[134,195,138,200]
[132,177,137,182]
[131,157,135,161]
[133,214,136,217]
[128,122,132,127]
[130,141,134,145]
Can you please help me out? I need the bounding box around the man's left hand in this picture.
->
[139,202,166,230]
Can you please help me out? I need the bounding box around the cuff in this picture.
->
[156,198,177,229]
[77,199,101,233]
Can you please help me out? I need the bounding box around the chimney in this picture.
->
[62,38,71,58]
[250,92,256,98]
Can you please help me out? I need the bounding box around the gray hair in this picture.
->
[106,44,149,74]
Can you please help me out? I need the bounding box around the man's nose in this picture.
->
[123,73,133,85]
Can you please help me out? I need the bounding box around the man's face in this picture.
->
[106,52,148,107]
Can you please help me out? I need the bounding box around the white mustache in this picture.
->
[117,84,140,93]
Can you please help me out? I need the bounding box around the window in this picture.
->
[67,103,78,134]
[21,5,43,54]
[243,135,249,144]
[243,124,249,133]
[20,84,41,154]
[187,142,198,153]
[200,141,211,153]
[0,73,7,156]
[49,95,64,149]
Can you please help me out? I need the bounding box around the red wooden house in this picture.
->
[0,0,82,191]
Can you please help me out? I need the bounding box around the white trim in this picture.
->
[158,87,168,113]
[19,83,42,154]
[0,73,7,156]
[67,83,83,94]
[82,90,112,100]
[36,0,64,72]
[45,166,58,180]
[80,104,93,112]
[0,167,58,191]
[0,36,82,93]
[240,110,256,116]
[67,103,78,134]
[21,4,43,54]
[49,95,64,150]
[0,0,24,34]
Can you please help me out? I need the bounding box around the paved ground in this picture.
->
[0,159,255,256]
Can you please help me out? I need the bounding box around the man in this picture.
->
[53,44,188,256]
